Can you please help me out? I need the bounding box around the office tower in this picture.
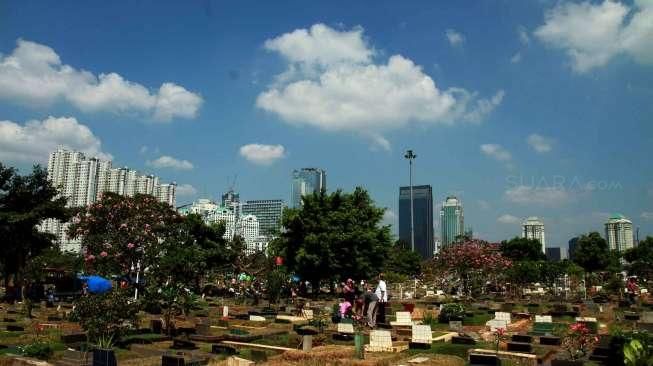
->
[399,185,434,258]
[439,196,464,247]
[291,168,326,208]
[545,247,562,261]
[41,147,176,252]
[205,205,237,240]
[605,214,634,252]
[241,199,286,236]
[568,237,579,261]
[221,189,240,218]
[237,214,266,254]
[522,216,546,253]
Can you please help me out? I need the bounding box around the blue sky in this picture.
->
[1,0,652,248]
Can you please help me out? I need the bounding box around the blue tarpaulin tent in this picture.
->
[79,275,112,294]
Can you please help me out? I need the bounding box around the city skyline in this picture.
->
[1,1,651,248]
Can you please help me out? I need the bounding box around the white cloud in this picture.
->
[505,185,570,206]
[146,155,194,170]
[497,214,521,224]
[239,144,286,165]
[518,26,531,45]
[139,146,148,154]
[534,0,653,73]
[0,39,202,121]
[382,209,397,226]
[480,144,512,162]
[445,29,465,47]
[641,212,653,221]
[257,24,503,147]
[511,52,522,64]
[527,133,553,153]
[477,200,491,210]
[176,184,198,197]
[0,116,111,164]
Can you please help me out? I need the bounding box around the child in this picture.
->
[339,298,352,319]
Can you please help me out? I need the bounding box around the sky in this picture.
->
[1,0,652,248]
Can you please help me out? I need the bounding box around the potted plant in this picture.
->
[494,327,507,352]
[92,334,117,366]
[351,313,367,359]
[552,322,598,366]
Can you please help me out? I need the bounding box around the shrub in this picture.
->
[438,303,465,323]
[17,342,53,360]
[71,288,139,342]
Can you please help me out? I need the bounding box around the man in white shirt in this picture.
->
[371,273,388,326]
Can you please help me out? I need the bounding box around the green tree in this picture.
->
[572,232,615,273]
[0,163,69,307]
[269,188,392,290]
[500,237,546,261]
[624,237,653,278]
[383,240,422,278]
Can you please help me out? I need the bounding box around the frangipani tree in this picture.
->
[424,239,512,296]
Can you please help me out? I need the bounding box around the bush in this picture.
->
[17,342,53,360]
[71,288,139,342]
[438,303,465,323]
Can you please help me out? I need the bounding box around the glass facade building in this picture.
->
[440,196,464,246]
[399,185,434,258]
[291,168,326,208]
[241,199,286,236]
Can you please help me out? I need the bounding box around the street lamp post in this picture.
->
[404,150,417,252]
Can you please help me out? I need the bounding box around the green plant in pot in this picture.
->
[552,322,598,366]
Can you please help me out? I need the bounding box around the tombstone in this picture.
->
[410,324,433,347]
[625,312,640,321]
[367,330,393,352]
[494,311,511,324]
[249,315,266,322]
[539,336,561,346]
[452,336,476,345]
[301,309,314,320]
[425,290,435,297]
[3,318,16,323]
[221,306,229,318]
[469,353,500,366]
[507,342,533,353]
[535,315,552,323]
[486,319,507,332]
[226,357,254,366]
[162,355,185,366]
[641,312,653,323]
[337,322,355,334]
[391,311,413,326]
[172,338,196,350]
[6,325,24,332]
[449,320,463,332]
[512,334,533,343]
[211,344,236,355]
[575,317,598,333]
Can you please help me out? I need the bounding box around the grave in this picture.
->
[534,315,552,323]
[6,325,24,331]
[2,318,16,323]
[624,312,640,321]
[332,322,355,341]
[301,309,314,320]
[409,325,432,349]
[172,338,197,350]
[539,336,561,346]
[248,315,266,322]
[530,322,554,336]
[641,311,653,323]
[226,357,254,366]
[47,316,62,321]
[211,344,237,355]
[486,319,507,332]
[161,355,186,366]
[449,320,463,332]
[507,341,533,353]
[452,335,476,345]
[494,311,511,323]
[575,317,598,333]
[390,311,414,327]
[250,350,267,362]
[511,334,532,343]
[469,353,500,366]
[151,319,163,334]
[365,329,408,352]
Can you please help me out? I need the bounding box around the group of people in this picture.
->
[338,273,388,328]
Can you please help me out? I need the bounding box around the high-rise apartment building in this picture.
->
[399,185,434,258]
[40,147,176,252]
[221,189,240,218]
[237,214,264,254]
[440,196,464,247]
[522,216,546,253]
[291,168,326,208]
[605,214,634,252]
[241,199,286,236]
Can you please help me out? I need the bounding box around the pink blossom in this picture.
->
[127,243,135,249]
[100,251,108,257]
[86,254,95,261]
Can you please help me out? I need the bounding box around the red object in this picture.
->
[403,303,415,313]
[275,256,283,266]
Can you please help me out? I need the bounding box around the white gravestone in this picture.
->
[535,315,552,323]
[495,311,511,324]
[486,319,508,332]
[337,322,355,334]
[367,330,393,352]
[411,325,433,344]
[391,311,413,326]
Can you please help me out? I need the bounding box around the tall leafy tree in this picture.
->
[269,187,392,289]
[0,163,69,300]
[500,237,546,261]
[384,240,422,278]
[572,232,619,274]
[624,236,653,278]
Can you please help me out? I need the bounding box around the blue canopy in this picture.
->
[79,275,112,294]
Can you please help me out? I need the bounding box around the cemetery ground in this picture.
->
[0,289,650,366]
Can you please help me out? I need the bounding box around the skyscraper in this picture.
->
[440,196,464,246]
[399,185,434,258]
[605,214,634,252]
[522,216,546,253]
[241,199,286,236]
[568,237,579,261]
[221,189,240,218]
[291,168,326,208]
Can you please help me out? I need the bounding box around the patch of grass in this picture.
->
[407,342,489,359]
[463,313,492,326]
